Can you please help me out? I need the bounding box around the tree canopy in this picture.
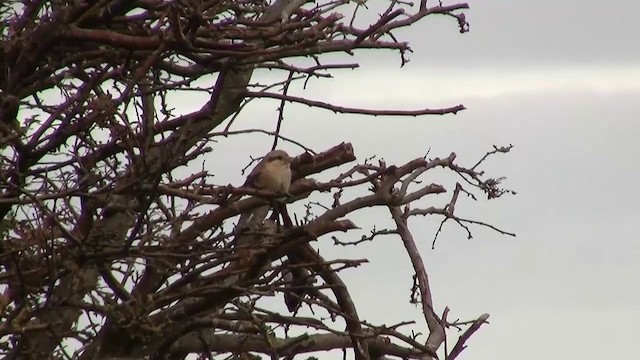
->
[0,1,513,359]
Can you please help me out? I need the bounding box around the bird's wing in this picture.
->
[243,160,264,188]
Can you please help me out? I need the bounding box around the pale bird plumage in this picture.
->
[245,149,292,194]
[235,149,293,231]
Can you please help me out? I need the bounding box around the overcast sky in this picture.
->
[178,1,640,359]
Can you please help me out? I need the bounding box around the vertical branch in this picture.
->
[139,76,156,153]
[389,206,445,355]
[272,70,295,150]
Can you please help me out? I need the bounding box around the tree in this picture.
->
[0,1,514,359]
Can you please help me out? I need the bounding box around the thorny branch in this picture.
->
[0,1,512,360]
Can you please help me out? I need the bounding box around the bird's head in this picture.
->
[265,149,292,165]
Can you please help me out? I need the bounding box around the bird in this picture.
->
[233,149,293,231]
[244,149,292,195]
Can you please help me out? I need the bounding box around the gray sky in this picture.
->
[178,1,640,359]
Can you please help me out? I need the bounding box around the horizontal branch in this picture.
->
[62,26,163,50]
[169,332,433,359]
[245,91,465,116]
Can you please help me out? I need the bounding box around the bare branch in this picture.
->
[246,91,466,116]
[0,2,513,360]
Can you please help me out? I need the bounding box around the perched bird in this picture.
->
[234,149,293,231]
[243,149,292,195]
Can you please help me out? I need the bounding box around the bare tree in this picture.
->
[0,1,514,359]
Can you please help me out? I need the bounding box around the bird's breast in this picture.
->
[258,161,291,192]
